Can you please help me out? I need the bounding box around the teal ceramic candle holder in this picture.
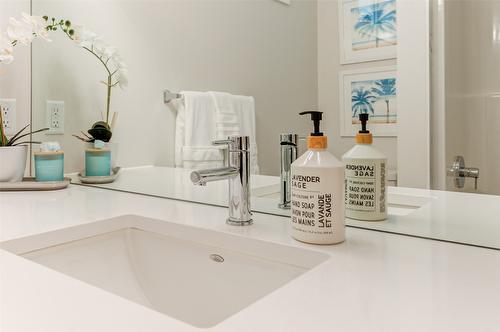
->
[34,152,64,182]
[85,148,111,177]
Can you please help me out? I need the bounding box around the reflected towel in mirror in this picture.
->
[174,91,259,173]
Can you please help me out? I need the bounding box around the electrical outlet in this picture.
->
[0,99,17,135]
[46,100,65,135]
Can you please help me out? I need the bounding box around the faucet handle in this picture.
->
[212,136,250,151]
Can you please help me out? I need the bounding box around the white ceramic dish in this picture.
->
[78,167,121,184]
[0,177,70,191]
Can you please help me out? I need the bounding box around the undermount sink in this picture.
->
[0,215,329,328]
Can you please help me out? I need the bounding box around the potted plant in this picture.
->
[1,14,127,181]
[0,14,50,182]
[44,17,127,169]
[0,121,49,182]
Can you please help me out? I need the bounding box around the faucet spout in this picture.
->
[190,136,253,226]
[190,167,239,185]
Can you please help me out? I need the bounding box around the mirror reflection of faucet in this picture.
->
[279,134,307,209]
[279,134,298,209]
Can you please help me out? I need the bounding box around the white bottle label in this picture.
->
[344,159,386,220]
[290,167,345,244]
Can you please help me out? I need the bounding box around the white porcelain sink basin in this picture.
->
[0,215,329,328]
[386,193,435,216]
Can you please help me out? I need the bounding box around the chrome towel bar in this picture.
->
[163,90,182,104]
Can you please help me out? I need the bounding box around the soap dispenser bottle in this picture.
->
[342,113,387,221]
[290,111,345,245]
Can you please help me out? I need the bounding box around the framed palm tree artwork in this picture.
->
[339,0,397,64]
[339,66,397,137]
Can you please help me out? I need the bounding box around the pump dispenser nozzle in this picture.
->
[356,113,373,144]
[299,111,324,136]
[359,113,370,134]
[300,111,327,149]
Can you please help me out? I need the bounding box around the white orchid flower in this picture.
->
[117,61,127,70]
[91,38,108,57]
[0,34,14,64]
[1,13,53,64]
[117,67,128,89]
[111,53,127,70]
[72,25,98,48]
[6,16,33,45]
[21,13,51,41]
[103,45,117,60]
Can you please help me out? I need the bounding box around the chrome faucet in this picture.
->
[447,155,480,190]
[190,136,253,226]
[279,134,299,209]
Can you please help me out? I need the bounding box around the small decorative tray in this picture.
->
[78,167,121,184]
[0,177,71,192]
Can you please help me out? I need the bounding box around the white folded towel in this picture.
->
[174,91,259,174]
[174,91,223,170]
[210,91,259,174]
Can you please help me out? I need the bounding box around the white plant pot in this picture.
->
[0,145,28,183]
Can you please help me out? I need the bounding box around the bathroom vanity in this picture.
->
[1,184,499,331]
[2,0,500,330]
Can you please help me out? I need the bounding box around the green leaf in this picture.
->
[8,127,49,146]
[12,141,42,146]
[43,15,48,21]
[68,29,74,36]
[6,124,29,144]
[65,20,71,27]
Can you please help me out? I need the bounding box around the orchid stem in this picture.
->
[106,75,112,124]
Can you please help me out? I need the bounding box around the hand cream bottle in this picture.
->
[290,111,345,245]
[342,113,387,221]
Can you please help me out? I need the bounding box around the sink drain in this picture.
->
[209,254,224,263]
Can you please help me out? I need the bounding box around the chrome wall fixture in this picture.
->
[163,90,182,104]
[447,155,480,190]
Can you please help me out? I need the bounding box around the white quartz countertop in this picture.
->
[1,185,500,332]
[69,165,284,214]
[71,166,500,249]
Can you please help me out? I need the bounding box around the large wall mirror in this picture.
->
[1,0,499,248]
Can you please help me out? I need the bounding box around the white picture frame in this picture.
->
[339,0,397,64]
[339,66,397,137]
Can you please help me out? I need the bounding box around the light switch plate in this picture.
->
[46,100,65,135]
[0,99,17,135]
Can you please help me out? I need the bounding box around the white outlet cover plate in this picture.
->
[0,98,17,135]
[46,100,65,135]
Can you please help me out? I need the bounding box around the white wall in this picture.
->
[317,0,398,171]
[430,0,446,190]
[31,0,318,175]
[0,0,32,172]
[397,0,430,188]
